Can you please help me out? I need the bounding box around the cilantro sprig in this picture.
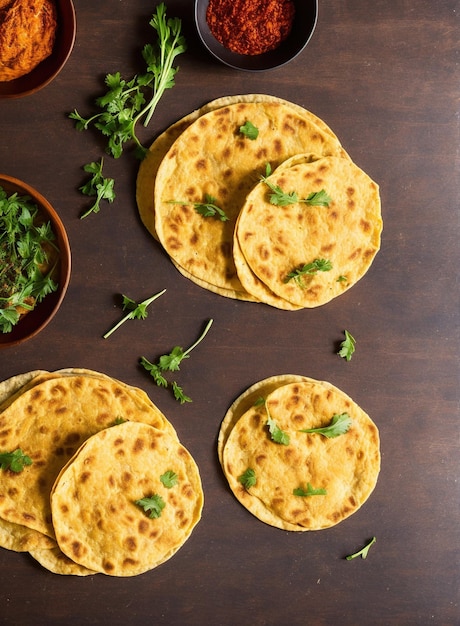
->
[284,258,333,287]
[239,121,259,140]
[69,3,186,159]
[160,470,178,488]
[140,318,213,403]
[260,167,331,207]
[0,186,59,333]
[0,449,33,473]
[135,494,166,519]
[168,194,229,222]
[345,537,376,560]
[299,413,352,438]
[338,330,356,361]
[238,468,257,490]
[293,483,327,497]
[103,289,166,338]
[255,397,290,445]
[79,159,115,219]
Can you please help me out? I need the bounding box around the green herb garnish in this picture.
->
[338,330,356,361]
[0,186,59,333]
[0,449,33,473]
[168,194,229,222]
[260,173,331,208]
[239,121,259,140]
[293,483,327,497]
[284,258,333,287]
[299,413,352,438]
[337,275,348,283]
[345,537,376,560]
[255,397,291,445]
[135,494,166,519]
[140,318,213,403]
[238,468,257,489]
[69,3,186,159]
[79,159,116,219]
[103,289,166,338]
[160,470,178,488]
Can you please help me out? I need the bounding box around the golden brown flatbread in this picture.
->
[221,376,380,530]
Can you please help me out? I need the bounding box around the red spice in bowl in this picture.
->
[206,0,295,56]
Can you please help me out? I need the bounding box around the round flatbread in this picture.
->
[236,155,382,307]
[51,422,203,576]
[153,100,347,296]
[221,378,380,530]
[29,547,97,576]
[0,374,176,538]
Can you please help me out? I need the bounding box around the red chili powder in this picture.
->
[206,0,295,56]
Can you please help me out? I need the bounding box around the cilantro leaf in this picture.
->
[140,319,213,403]
[103,289,166,338]
[239,121,259,140]
[299,413,352,438]
[260,173,332,208]
[160,470,178,488]
[0,449,33,473]
[345,537,376,560]
[293,482,327,497]
[338,330,356,361]
[238,468,257,490]
[135,494,166,519]
[258,397,290,445]
[168,194,229,222]
[284,258,333,287]
[79,158,115,218]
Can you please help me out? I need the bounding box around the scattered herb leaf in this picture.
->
[79,159,115,219]
[345,537,376,560]
[337,275,348,283]
[0,449,33,473]
[160,470,178,488]
[299,412,352,438]
[239,121,259,140]
[338,330,356,361]
[69,3,186,159]
[103,289,166,338]
[284,258,333,287]
[260,173,331,208]
[140,318,213,403]
[293,483,327,497]
[238,468,257,489]
[168,194,229,221]
[135,494,166,519]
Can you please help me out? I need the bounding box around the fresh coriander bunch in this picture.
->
[0,186,59,334]
[69,3,186,159]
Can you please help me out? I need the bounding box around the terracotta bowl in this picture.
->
[0,175,71,348]
[0,0,76,99]
[194,0,317,72]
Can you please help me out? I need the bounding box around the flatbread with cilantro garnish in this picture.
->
[220,376,380,530]
[235,155,382,308]
[50,421,203,576]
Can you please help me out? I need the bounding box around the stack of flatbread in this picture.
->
[218,375,380,530]
[0,369,203,576]
[137,95,382,309]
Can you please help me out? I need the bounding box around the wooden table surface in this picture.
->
[0,1,458,624]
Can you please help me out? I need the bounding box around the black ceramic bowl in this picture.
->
[0,175,71,348]
[0,0,76,99]
[194,0,317,71]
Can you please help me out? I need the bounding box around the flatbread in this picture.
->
[153,100,347,295]
[29,547,97,576]
[221,378,380,530]
[51,422,204,576]
[236,155,382,307]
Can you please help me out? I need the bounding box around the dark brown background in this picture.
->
[0,1,458,624]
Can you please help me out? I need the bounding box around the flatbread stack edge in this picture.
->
[137,94,382,309]
[0,369,203,576]
[218,375,380,531]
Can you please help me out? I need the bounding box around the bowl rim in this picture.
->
[0,174,72,348]
[0,0,77,99]
[194,0,318,72]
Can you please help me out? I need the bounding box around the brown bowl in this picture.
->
[195,0,317,72]
[0,0,76,99]
[0,175,71,348]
